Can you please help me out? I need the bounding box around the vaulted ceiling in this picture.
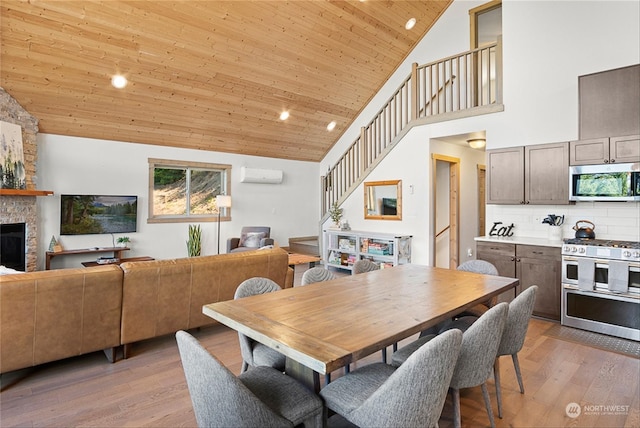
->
[1,1,452,162]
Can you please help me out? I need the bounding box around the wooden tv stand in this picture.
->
[45,247,130,270]
[81,256,154,267]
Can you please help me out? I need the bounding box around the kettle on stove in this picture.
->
[573,220,596,239]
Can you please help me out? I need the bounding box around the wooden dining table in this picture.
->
[203,263,519,391]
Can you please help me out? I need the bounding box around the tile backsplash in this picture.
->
[486,202,640,242]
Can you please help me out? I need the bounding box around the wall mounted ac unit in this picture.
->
[240,167,283,184]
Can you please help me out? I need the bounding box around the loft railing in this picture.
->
[321,39,502,218]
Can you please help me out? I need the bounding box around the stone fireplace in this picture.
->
[1,88,42,272]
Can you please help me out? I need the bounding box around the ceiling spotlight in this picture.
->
[327,121,336,131]
[111,74,128,89]
[279,111,290,121]
[405,18,416,30]
[467,138,486,149]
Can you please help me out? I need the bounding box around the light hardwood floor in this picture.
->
[1,267,639,427]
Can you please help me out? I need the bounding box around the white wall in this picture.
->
[37,134,320,269]
[329,124,487,266]
[321,0,640,263]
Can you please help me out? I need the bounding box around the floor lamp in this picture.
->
[216,195,232,254]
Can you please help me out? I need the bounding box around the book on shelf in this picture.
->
[97,257,119,264]
[338,238,355,251]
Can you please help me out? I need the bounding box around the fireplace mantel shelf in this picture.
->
[0,189,53,196]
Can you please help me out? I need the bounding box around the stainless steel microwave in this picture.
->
[569,163,640,201]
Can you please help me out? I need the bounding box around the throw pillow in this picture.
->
[240,232,266,248]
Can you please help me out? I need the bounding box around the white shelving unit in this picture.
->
[323,229,412,272]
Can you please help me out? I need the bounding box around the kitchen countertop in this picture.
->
[475,236,564,248]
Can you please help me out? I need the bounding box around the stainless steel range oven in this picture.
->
[561,239,640,341]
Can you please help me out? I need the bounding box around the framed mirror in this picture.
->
[364,180,402,220]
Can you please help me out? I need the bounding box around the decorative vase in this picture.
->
[548,226,562,241]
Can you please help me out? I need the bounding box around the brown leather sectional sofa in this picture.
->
[0,248,293,374]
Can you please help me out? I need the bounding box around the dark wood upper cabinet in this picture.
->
[525,143,570,204]
[486,147,524,204]
[579,64,640,140]
[487,142,570,205]
[569,135,640,165]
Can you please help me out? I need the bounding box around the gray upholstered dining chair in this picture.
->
[403,259,501,344]
[350,258,392,363]
[390,259,501,368]
[352,259,379,275]
[227,226,273,253]
[390,333,436,367]
[394,286,538,420]
[456,259,500,317]
[234,277,286,373]
[320,329,463,428]
[494,285,538,418]
[175,330,323,428]
[457,259,499,275]
[448,302,508,428]
[390,316,477,367]
[392,302,509,428]
[301,266,336,285]
[300,266,339,383]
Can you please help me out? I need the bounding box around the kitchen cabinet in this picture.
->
[486,142,570,205]
[477,241,561,320]
[323,230,412,272]
[569,135,640,165]
[579,64,639,139]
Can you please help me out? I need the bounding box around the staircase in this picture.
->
[321,39,502,221]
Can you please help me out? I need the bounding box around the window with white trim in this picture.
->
[148,158,231,223]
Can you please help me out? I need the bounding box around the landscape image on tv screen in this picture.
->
[60,195,137,235]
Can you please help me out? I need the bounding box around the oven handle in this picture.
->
[562,256,611,264]
[563,256,640,269]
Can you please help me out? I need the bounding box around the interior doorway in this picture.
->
[432,154,460,269]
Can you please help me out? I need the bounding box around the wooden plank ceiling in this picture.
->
[1,1,451,162]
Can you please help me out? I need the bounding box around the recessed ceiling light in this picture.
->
[405,18,416,30]
[279,111,290,121]
[111,74,128,89]
[327,121,336,131]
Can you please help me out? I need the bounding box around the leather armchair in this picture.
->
[227,226,273,253]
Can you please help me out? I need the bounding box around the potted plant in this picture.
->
[116,236,131,248]
[328,202,343,228]
[187,224,202,257]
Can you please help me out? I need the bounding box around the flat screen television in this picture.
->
[60,195,137,235]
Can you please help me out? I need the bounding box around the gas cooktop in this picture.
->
[562,238,640,261]
[563,238,640,249]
